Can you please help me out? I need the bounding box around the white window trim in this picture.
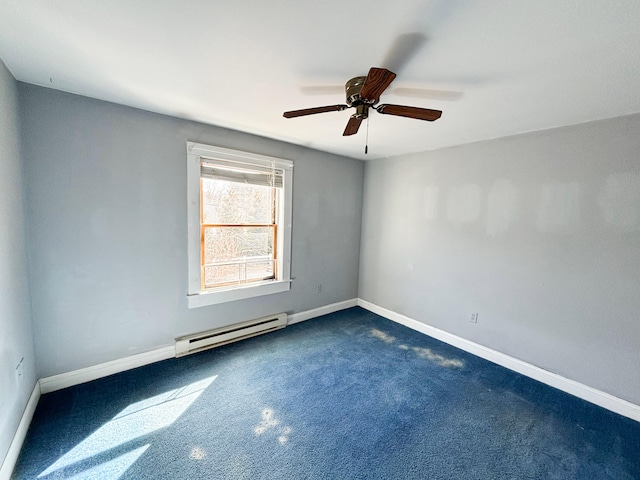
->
[186,142,293,308]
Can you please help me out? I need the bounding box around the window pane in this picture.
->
[204,260,275,288]
[204,226,274,264]
[202,178,274,224]
[205,264,241,286]
[246,260,274,281]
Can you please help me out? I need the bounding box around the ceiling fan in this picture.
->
[283,67,442,137]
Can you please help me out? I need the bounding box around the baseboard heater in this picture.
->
[175,313,288,357]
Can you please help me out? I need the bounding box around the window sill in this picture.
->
[187,280,291,308]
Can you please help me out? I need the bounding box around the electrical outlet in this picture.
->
[470,313,478,323]
[316,284,322,293]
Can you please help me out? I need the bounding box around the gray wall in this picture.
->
[19,84,363,378]
[359,114,640,405]
[0,62,36,465]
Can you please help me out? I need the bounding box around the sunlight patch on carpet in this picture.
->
[65,444,150,480]
[412,346,465,368]
[65,445,149,480]
[254,408,292,445]
[370,328,464,368]
[370,328,396,343]
[189,446,206,460]
[38,375,217,478]
[254,408,279,435]
[279,426,293,445]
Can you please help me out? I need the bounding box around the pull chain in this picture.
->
[365,116,370,154]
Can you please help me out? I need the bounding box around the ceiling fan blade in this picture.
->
[283,104,348,118]
[359,68,397,102]
[343,116,363,136]
[376,104,442,121]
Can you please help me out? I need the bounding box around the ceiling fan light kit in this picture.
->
[283,67,443,137]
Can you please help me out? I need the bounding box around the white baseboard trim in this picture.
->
[287,298,358,325]
[358,299,640,423]
[39,346,175,394]
[0,382,41,480]
[37,299,359,394]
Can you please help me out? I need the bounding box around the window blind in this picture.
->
[201,157,284,188]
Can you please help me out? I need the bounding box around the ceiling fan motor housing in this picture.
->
[345,76,377,107]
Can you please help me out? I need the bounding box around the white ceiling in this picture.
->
[1,1,639,160]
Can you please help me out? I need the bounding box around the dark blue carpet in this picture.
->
[13,307,640,479]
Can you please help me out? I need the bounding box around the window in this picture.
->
[187,142,293,308]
